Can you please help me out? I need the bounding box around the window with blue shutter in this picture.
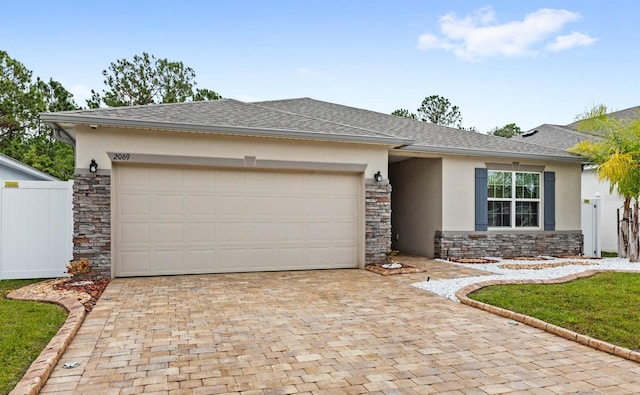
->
[475,168,488,231]
[544,172,555,231]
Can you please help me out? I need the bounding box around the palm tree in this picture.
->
[568,105,640,261]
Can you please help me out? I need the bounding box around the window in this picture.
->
[487,171,540,228]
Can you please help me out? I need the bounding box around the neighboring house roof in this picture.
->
[41,99,413,146]
[514,105,640,151]
[254,98,580,161]
[0,153,59,181]
[514,124,599,151]
[565,105,640,131]
[42,97,581,162]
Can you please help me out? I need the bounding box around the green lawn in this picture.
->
[0,279,67,395]
[468,272,640,351]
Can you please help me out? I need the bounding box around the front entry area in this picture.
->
[113,164,362,277]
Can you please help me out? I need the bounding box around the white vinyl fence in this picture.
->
[582,193,602,257]
[0,179,73,279]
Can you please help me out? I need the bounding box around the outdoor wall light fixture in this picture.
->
[374,171,382,182]
[89,159,98,173]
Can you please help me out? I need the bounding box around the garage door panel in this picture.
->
[152,223,184,243]
[120,223,150,243]
[185,223,216,242]
[115,165,361,276]
[119,167,150,189]
[216,171,246,191]
[216,222,247,241]
[216,196,246,216]
[121,194,150,216]
[277,223,305,240]
[155,250,184,272]
[185,195,217,216]
[152,195,184,215]
[186,250,218,270]
[120,250,150,275]
[249,223,276,241]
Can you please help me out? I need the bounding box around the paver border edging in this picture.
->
[6,289,86,395]
[456,270,640,364]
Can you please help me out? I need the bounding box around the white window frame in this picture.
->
[488,170,541,229]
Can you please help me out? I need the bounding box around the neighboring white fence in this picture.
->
[0,179,73,279]
[582,193,601,257]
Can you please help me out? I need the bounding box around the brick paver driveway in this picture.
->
[42,269,640,394]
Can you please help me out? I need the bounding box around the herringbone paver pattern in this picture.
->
[41,265,640,394]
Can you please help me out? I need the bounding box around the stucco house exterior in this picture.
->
[515,106,640,253]
[0,153,59,181]
[42,98,584,278]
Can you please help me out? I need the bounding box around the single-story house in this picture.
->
[514,106,640,252]
[42,98,584,278]
[0,153,59,181]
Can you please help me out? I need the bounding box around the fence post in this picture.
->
[593,192,601,258]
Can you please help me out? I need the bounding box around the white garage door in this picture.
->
[113,165,361,276]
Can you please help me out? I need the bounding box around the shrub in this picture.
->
[66,258,92,277]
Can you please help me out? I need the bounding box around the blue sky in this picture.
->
[3,0,638,132]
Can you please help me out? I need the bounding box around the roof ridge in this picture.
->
[55,98,240,115]
[248,99,405,140]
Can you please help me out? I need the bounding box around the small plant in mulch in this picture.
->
[448,257,499,264]
[382,249,402,269]
[59,258,110,312]
[366,250,427,275]
[66,258,93,278]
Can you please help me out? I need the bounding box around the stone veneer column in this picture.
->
[365,179,392,265]
[73,172,111,277]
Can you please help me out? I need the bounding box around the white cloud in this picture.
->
[546,31,597,51]
[417,7,596,60]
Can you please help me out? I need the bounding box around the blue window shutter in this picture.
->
[475,168,488,231]
[544,172,555,230]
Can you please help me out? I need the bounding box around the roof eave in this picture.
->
[394,145,584,163]
[40,114,414,146]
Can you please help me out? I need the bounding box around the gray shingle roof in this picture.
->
[41,99,411,146]
[514,106,639,151]
[254,98,579,160]
[565,105,640,130]
[43,97,585,161]
[513,124,599,151]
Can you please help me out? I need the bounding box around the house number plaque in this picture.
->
[112,153,131,161]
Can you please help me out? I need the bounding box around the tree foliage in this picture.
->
[0,51,41,140]
[417,95,463,128]
[391,108,416,119]
[392,95,465,129]
[88,52,221,108]
[0,51,77,180]
[488,123,522,138]
[568,104,640,261]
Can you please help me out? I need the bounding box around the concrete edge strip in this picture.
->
[6,289,86,395]
[455,270,640,364]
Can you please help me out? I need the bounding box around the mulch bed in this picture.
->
[366,263,427,276]
[448,258,499,264]
[53,277,111,312]
[503,256,549,261]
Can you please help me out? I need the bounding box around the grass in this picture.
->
[468,272,640,351]
[0,279,67,395]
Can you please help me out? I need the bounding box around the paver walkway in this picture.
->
[41,262,640,394]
